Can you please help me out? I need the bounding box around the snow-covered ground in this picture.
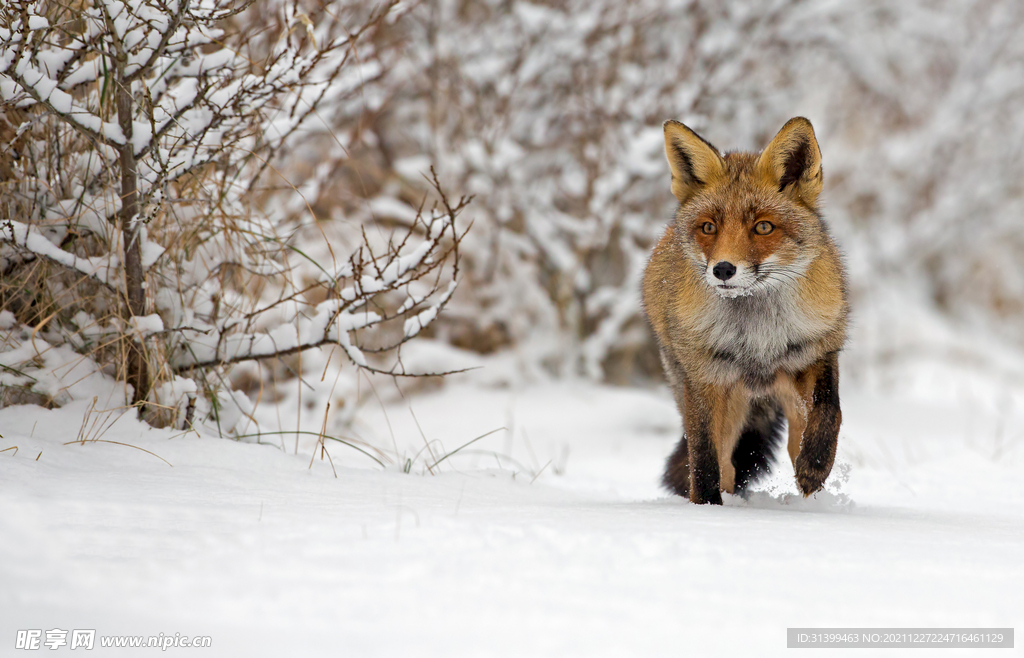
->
[2,370,1022,656]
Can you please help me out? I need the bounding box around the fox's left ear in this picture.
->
[756,117,823,207]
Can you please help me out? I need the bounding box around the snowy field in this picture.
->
[2,363,1022,656]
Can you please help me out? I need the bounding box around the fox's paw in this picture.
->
[689,488,723,505]
[689,472,723,505]
[795,455,831,496]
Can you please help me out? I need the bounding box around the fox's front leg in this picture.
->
[683,381,723,505]
[794,351,842,496]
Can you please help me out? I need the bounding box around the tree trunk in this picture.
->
[115,76,149,410]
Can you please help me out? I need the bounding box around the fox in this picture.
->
[642,117,848,505]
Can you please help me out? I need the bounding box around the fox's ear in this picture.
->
[756,117,823,207]
[663,120,726,204]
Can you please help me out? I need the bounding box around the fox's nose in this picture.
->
[712,261,736,281]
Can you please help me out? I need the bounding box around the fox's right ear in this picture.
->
[663,120,726,204]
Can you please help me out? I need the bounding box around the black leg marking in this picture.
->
[685,399,722,505]
[795,352,841,495]
[658,348,721,504]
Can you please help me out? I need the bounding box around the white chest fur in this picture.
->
[694,282,831,383]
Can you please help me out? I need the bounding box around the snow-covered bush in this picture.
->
[0,0,467,429]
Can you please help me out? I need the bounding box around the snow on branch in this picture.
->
[1,218,122,292]
[171,174,470,376]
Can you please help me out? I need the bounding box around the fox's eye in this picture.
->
[754,221,774,235]
[701,222,716,235]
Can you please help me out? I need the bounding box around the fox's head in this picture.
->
[663,117,826,299]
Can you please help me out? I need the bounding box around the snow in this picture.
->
[62,58,103,87]
[27,16,50,31]
[127,314,165,337]
[0,328,126,409]
[2,220,120,290]
[403,281,457,338]
[1,376,1021,656]
[368,196,421,224]
[140,239,165,269]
